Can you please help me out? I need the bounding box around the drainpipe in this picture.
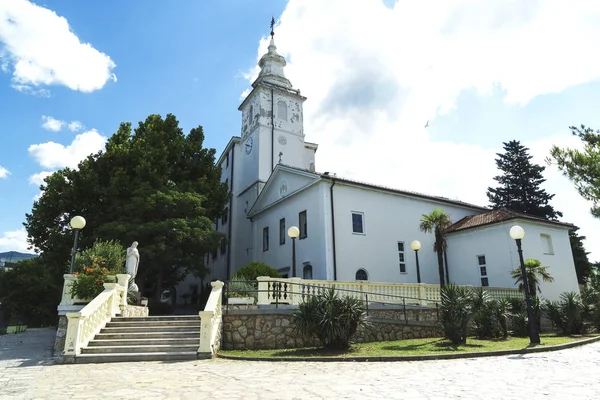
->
[226,146,234,280]
[271,89,275,171]
[330,178,338,281]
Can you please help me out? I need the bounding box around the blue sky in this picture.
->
[1,0,600,261]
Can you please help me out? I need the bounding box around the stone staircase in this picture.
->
[75,315,201,363]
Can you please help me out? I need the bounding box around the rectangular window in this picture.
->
[215,217,219,230]
[225,178,229,190]
[279,218,286,245]
[299,211,307,239]
[220,239,227,255]
[263,227,269,252]
[540,234,554,255]
[221,207,228,225]
[351,212,364,234]
[226,153,229,168]
[211,249,217,260]
[477,255,488,286]
[398,241,406,273]
[303,265,313,280]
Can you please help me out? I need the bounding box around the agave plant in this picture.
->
[293,287,369,350]
[542,292,586,335]
[470,288,510,339]
[439,284,473,345]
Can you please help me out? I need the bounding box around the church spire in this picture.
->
[253,17,292,89]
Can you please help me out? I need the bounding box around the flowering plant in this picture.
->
[70,256,115,300]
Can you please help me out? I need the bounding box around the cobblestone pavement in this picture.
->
[2,328,600,399]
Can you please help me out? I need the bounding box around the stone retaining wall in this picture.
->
[221,307,442,350]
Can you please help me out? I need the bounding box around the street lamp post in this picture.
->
[410,240,422,283]
[287,226,300,277]
[509,225,540,344]
[69,216,86,274]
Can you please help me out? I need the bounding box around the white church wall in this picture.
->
[252,182,329,280]
[446,220,579,301]
[252,169,318,213]
[331,183,481,285]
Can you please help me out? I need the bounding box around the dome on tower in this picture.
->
[253,35,292,89]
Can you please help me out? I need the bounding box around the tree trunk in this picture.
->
[436,232,446,287]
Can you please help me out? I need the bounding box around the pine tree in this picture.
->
[569,226,592,284]
[487,140,562,220]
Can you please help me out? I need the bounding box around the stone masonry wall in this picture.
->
[221,307,442,350]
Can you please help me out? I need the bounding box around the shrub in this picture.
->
[231,262,280,281]
[439,284,472,345]
[470,288,509,339]
[293,287,369,350]
[542,292,586,335]
[227,280,257,302]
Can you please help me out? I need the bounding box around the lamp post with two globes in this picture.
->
[509,225,540,344]
[69,216,86,274]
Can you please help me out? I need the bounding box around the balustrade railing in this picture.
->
[198,281,224,357]
[62,275,130,356]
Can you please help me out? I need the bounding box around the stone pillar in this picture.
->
[60,274,77,306]
[418,283,427,306]
[257,276,270,305]
[63,312,83,356]
[116,274,131,310]
[288,278,302,305]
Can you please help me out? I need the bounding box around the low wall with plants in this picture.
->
[221,308,441,350]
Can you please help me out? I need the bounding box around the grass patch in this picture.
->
[219,333,598,359]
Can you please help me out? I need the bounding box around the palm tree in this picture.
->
[510,258,554,298]
[419,208,452,287]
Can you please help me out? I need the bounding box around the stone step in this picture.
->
[105,320,200,328]
[100,326,199,333]
[111,315,200,322]
[74,351,200,364]
[81,344,198,354]
[95,331,200,340]
[88,338,198,347]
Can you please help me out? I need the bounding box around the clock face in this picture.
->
[244,137,253,154]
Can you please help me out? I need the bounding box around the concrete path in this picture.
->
[2,328,600,399]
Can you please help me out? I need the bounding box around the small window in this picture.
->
[278,100,287,121]
[279,218,286,245]
[263,227,269,252]
[226,153,229,168]
[211,249,217,260]
[398,242,406,273]
[220,239,227,255]
[303,264,313,280]
[540,234,554,255]
[355,269,368,281]
[215,217,219,230]
[221,207,228,224]
[351,212,364,234]
[477,254,488,287]
[299,211,307,239]
[249,105,254,124]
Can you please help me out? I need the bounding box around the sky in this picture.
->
[0,0,599,262]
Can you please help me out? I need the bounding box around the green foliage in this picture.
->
[506,298,528,337]
[227,280,257,301]
[569,227,593,285]
[542,292,586,335]
[293,287,369,350]
[581,273,600,331]
[0,258,60,327]
[488,140,562,220]
[231,262,280,281]
[148,299,173,316]
[74,240,126,274]
[470,288,509,339]
[510,258,554,299]
[550,125,600,218]
[24,114,229,299]
[439,284,472,345]
[419,208,452,286]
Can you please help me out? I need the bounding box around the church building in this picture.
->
[181,31,580,303]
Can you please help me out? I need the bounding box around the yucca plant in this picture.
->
[470,288,510,339]
[439,284,473,345]
[293,287,369,350]
[542,292,586,335]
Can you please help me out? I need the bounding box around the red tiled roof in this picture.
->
[446,208,574,233]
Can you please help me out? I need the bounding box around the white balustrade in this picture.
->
[62,276,130,356]
[198,281,224,356]
[255,277,522,306]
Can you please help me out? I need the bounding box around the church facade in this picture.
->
[178,34,580,303]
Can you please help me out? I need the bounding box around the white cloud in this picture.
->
[243,0,600,259]
[41,115,64,131]
[28,129,107,169]
[0,0,117,93]
[29,170,53,186]
[0,165,9,178]
[0,228,31,253]
[68,121,84,132]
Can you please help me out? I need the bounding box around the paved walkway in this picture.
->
[2,328,600,399]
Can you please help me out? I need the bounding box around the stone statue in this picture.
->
[126,241,140,293]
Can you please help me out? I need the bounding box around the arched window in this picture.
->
[303,264,313,280]
[278,100,287,121]
[355,269,368,281]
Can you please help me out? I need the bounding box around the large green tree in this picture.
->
[569,226,592,285]
[24,114,229,298]
[419,208,452,287]
[550,125,600,219]
[487,140,562,220]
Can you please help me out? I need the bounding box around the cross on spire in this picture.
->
[270,17,275,37]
